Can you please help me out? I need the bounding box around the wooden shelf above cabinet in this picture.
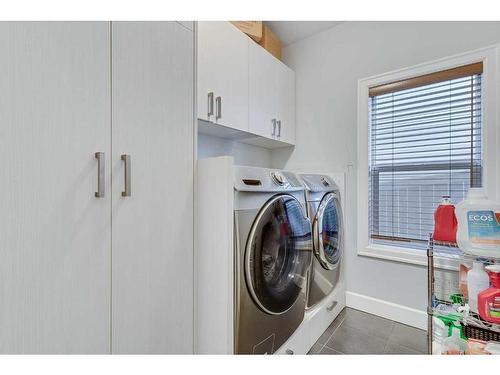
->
[198,119,295,150]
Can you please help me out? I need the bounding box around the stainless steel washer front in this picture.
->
[234,193,312,354]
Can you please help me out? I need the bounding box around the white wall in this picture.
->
[273,21,500,312]
[198,132,273,167]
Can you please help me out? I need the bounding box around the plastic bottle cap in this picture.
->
[485,265,500,273]
[440,196,452,205]
[466,187,487,199]
[472,261,484,269]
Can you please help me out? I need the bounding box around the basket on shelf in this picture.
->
[463,323,500,342]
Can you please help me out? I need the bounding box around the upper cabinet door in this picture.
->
[197,22,249,132]
[0,22,111,353]
[276,63,296,144]
[249,40,278,139]
[111,22,194,354]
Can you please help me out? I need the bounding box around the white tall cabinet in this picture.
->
[0,22,194,354]
[0,22,111,354]
[111,21,194,354]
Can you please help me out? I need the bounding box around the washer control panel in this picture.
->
[234,166,303,192]
[271,171,286,186]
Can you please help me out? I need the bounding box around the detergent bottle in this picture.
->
[455,188,500,257]
[433,195,457,243]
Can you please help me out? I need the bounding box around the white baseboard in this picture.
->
[346,291,427,330]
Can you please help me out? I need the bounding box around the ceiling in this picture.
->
[265,21,343,46]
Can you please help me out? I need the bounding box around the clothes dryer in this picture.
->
[298,174,344,309]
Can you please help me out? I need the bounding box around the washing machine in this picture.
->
[298,174,344,310]
[234,166,313,354]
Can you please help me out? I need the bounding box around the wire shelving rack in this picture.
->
[427,234,500,354]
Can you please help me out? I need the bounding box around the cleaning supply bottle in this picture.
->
[433,196,457,243]
[467,260,490,313]
[455,188,500,257]
[477,265,500,323]
[442,326,467,355]
[432,317,447,355]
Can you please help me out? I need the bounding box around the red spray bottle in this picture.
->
[478,265,500,324]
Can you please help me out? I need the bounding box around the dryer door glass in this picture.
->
[314,193,343,270]
[245,194,312,315]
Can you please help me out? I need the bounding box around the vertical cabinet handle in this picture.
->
[215,96,222,120]
[121,154,131,197]
[207,92,214,119]
[277,120,282,138]
[271,119,276,137]
[94,152,105,198]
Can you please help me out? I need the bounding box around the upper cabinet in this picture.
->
[197,21,295,147]
[248,39,277,139]
[276,63,296,145]
[248,41,296,145]
[197,21,249,132]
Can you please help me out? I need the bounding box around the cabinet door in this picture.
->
[0,22,111,353]
[112,22,194,354]
[249,41,277,139]
[197,22,249,131]
[277,64,296,144]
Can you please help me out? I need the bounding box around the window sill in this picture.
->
[358,244,460,271]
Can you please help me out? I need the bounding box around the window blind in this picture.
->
[368,63,483,248]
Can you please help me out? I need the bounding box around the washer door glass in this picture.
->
[245,194,312,315]
[314,192,343,270]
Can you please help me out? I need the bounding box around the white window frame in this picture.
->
[357,45,500,270]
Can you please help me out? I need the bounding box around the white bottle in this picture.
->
[467,261,490,313]
[455,188,500,257]
[432,317,447,355]
[442,326,467,355]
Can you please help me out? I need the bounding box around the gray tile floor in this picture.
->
[308,307,428,355]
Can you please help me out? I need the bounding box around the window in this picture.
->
[368,63,483,249]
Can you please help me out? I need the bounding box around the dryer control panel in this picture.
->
[299,174,339,193]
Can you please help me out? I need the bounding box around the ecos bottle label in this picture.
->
[467,210,500,245]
